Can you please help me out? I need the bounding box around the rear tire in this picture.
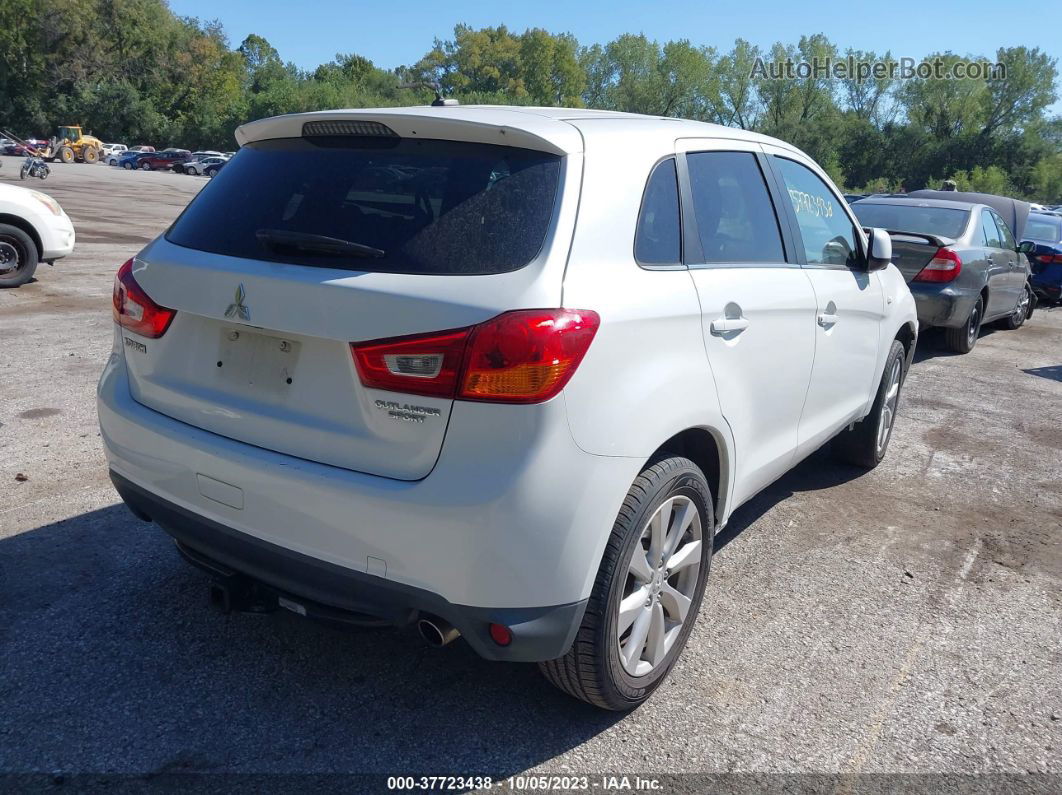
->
[82,146,98,164]
[945,297,982,354]
[832,340,906,469]
[538,456,714,710]
[0,224,39,288]
[1000,285,1031,330]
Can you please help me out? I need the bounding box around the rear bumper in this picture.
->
[1030,271,1061,301]
[98,348,639,660]
[909,283,978,328]
[1032,283,1061,301]
[111,471,586,661]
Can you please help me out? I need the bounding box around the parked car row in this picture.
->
[1,139,30,156]
[1,137,48,156]
[845,188,1045,350]
[110,147,231,177]
[848,191,1037,352]
[1,134,234,179]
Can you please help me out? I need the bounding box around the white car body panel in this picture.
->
[0,183,75,261]
[100,343,640,607]
[98,106,917,656]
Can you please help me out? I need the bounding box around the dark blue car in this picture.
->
[115,150,149,170]
[1023,212,1062,303]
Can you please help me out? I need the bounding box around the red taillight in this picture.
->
[111,259,176,338]
[1036,253,1062,264]
[351,327,470,398]
[350,309,600,403]
[913,248,963,283]
[460,309,600,403]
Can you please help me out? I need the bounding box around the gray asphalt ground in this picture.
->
[1,155,1060,788]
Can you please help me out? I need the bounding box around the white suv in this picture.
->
[97,106,916,709]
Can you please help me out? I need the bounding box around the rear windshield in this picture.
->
[1025,215,1062,242]
[166,137,562,275]
[852,203,969,239]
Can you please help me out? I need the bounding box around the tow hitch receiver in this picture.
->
[208,578,278,615]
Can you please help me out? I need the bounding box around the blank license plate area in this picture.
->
[217,327,301,394]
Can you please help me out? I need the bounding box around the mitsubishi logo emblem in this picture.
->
[225,283,250,322]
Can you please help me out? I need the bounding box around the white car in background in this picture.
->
[173,151,223,174]
[103,143,129,165]
[0,183,75,287]
[98,106,917,709]
[182,156,228,177]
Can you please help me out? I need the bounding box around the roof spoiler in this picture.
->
[873,229,955,249]
[235,109,583,155]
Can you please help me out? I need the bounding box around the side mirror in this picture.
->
[866,228,892,271]
[1018,240,1035,254]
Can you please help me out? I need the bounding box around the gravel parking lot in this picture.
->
[1,156,1060,786]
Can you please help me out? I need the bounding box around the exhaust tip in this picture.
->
[417,616,459,647]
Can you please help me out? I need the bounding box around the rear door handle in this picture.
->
[817,313,838,328]
[710,316,750,335]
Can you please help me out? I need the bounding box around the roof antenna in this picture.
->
[398,81,460,107]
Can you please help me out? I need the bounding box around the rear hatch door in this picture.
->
[121,130,575,480]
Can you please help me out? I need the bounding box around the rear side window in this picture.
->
[991,210,1015,250]
[686,152,785,264]
[635,158,681,265]
[166,137,562,275]
[981,210,1003,248]
[774,157,861,268]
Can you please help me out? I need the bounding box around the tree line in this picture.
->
[1,1,1059,200]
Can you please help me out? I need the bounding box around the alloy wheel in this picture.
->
[1014,288,1030,323]
[616,495,702,677]
[876,357,902,454]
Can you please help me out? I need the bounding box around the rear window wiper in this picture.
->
[256,229,385,258]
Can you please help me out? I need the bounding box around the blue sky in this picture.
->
[170,0,1062,113]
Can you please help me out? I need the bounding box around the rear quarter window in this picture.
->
[634,158,681,265]
[166,137,562,275]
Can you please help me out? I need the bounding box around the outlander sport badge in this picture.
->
[225,284,250,321]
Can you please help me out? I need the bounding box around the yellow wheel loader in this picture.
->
[32,126,104,164]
